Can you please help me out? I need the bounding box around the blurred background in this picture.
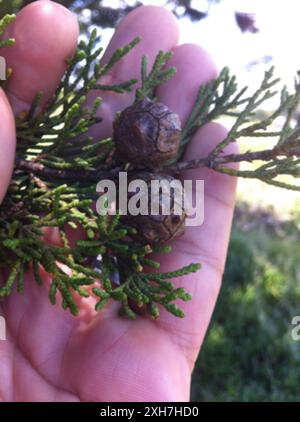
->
[3,0,300,401]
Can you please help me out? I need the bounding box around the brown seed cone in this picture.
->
[113,98,181,167]
[122,171,186,245]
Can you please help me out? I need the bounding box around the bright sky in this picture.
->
[180,0,300,90]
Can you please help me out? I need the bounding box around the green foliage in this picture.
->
[0,13,15,48]
[2,13,300,320]
[137,51,176,100]
[174,67,300,192]
[0,24,199,318]
[192,214,300,401]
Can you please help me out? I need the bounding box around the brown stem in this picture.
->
[0,201,24,220]
[16,159,122,183]
[167,145,298,173]
[14,145,298,185]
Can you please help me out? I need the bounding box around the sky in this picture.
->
[179,0,300,89]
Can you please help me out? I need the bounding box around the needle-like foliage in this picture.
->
[1,14,300,319]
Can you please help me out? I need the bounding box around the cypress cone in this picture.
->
[122,171,186,245]
[113,97,181,167]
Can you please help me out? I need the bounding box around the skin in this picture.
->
[0,1,237,402]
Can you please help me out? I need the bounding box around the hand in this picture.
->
[0,1,237,402]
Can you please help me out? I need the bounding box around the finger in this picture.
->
[0,89,16,204]
[159,124,237,367]
[156,43,218,125]
[0,0,79,113]
[86,5,180,139]
[154,44,237,366]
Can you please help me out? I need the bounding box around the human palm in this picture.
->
[0,1,237,402]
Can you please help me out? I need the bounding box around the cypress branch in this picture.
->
[1,13,300,319]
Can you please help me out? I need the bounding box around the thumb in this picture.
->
[0,89,16,204]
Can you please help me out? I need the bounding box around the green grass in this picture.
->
[191,208,300,401]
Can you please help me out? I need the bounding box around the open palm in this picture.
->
[0,1,237,402]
